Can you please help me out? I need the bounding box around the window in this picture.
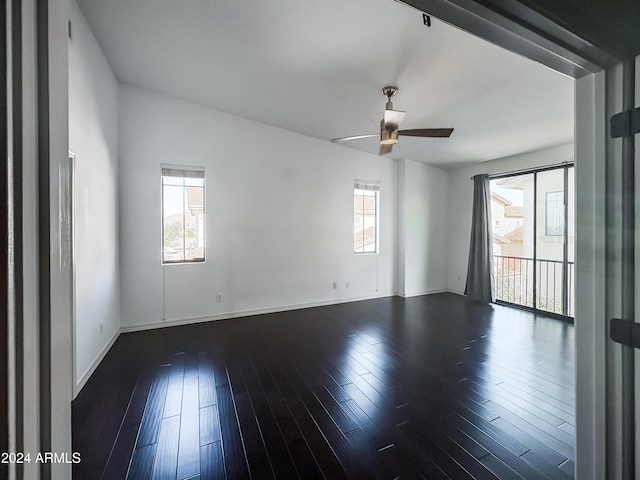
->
[545,191,564,236]
[353,181,379,254]
[162,166,205,263]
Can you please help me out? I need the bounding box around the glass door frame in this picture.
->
[490,162,575,319]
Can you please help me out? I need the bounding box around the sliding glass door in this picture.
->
[491,165,574,317]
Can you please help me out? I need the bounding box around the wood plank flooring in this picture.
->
[72,293,575,479]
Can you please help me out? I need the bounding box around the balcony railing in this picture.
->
[493,255,574,317]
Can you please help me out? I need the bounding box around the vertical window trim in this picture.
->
[161,165,206,264]
[353,180,380,254]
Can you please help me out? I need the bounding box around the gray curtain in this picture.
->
[464,174,495,303]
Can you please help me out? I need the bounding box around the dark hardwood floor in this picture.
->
[72,293,575,479]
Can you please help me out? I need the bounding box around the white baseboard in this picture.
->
[446,289,465,296]
[121,292,395,334]
[397,288,449,298]
[74,329,120,399]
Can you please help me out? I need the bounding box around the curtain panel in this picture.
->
[465,174,495,303]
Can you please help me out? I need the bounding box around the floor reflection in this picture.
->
[73,294,575,480]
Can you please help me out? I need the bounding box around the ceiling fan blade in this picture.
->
[398,128,454,138]
[331,133,378,143]
[379,144,393,155]
[383,109,406,130]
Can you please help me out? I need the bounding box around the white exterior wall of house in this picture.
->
[491,201,505,233]
[491,200,506,256]
[491,198,521,237]
[446,143,574,294]
[491,193,524,256]
[535,168,575,262]
[118,84,399,330]
[68,1,121,393]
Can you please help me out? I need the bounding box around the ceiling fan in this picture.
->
[331,86,453,155]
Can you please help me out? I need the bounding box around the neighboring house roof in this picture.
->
[165,212,194,223]
[490,192,512,206]
[493,231,511,245]
[496,175,528,190]
[505,225,524,242]
[504,205,523,217]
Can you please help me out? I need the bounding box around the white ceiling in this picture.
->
[76,0,574,170]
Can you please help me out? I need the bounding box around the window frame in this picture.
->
[161,164,206,265]
[353,180,380,255]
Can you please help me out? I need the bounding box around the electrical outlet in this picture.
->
[332,282,337,289]
[216,293,222,302]
[345,282,349,288]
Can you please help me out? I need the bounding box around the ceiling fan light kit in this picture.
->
[380,129,399,145]
[332,85,454,156]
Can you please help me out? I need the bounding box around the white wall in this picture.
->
[118,85,397,329]
[446,143,574,293]
[397,159,449,296]
[68,1,121,391]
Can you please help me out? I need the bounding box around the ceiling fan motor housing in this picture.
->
[380,120,399,145]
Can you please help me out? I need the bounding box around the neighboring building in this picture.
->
[490,191,524,257]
